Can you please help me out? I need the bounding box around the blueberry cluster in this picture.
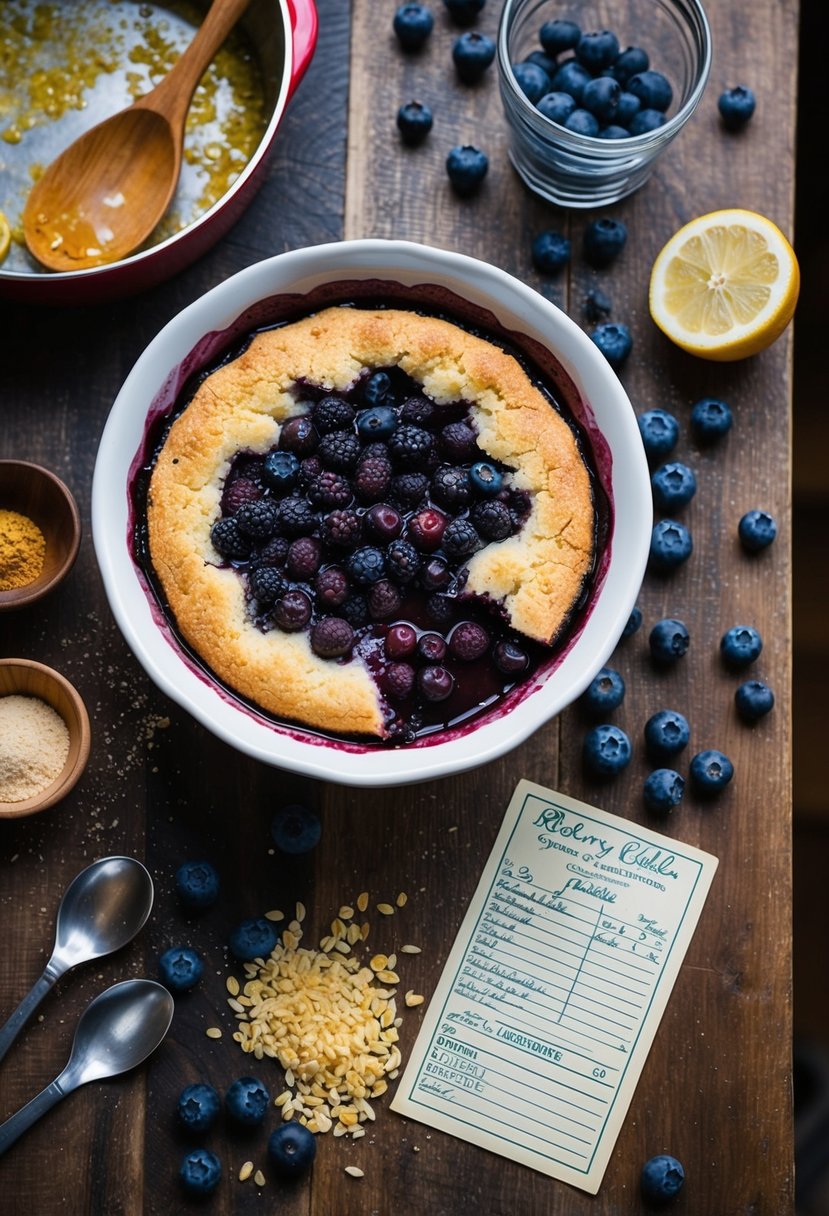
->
[512,19,674,140]
[210,367,537,740]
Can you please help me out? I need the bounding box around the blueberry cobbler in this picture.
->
[146,306,597,742]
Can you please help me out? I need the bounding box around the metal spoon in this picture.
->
[0,856,154,1065]
[0,979,174,1157]
[22,0,250,271]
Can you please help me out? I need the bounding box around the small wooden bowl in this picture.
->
[0,659,91,819]
[0,460,81,611]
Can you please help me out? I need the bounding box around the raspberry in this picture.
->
[431,465,472,510]
[384,662,416,700]
[273,589,312,632]
[318,431,361,471]
[470,499,514,541]
[321,509,362,549]
[390,473,429,508]
[313,396,355,435]
[388,424,434,468]
[235,500,279,539]
[442,517,481,558]
[279,416,318,455]
[449,620,490,661]
[315,566,350,608]
[248,566,285,604]
[354,455,392,502]
[276,497,318,537]
[286,537,322,580]
[347,546,386,586]
[440,420,478,461]
[341,594,369,628]
[211,518,251,560]
[368,579,402,620]
[222,477,261,516]
[386,539,421,584]
[310,616,355,658]
[308,470,352,508]
[252,536,289,568]
[399,395,436,427]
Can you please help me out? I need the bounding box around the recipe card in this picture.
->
[391,780,718,1194]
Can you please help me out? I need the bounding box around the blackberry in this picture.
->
[235,500,278,540]
[354,455,392,502]
[384,662,416,700]
[368,579,403,620]
[313,396,355,435]
[273,589,312,632]
[318,430,362,471]
[248,566,285,605]
[431,465,472,510]
[222,476,260,516]
[347,546,387,585]
[443,517,481,558]
[400,395,436,427]
[211,518,251,560]
[449,620,490,660]
[425,594,457,629]
[315,566,350,608]
[310,617,354,659]
[470,499,513,541]
[440,420,478,461]
[263,450,301,494]
[386,539,421,583]
[390,472,429,508]
[341,594,369,628]
[363,371,393,407]
[388,424,434,468]
[298,455,323,488]
[252,535,289,568]
[276,497,318,537]
[278,416,318,455]
[308,470,352,508]
[321,509,362,549]
[286,536,322,580]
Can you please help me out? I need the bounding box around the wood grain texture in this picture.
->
[0,0,795,1210]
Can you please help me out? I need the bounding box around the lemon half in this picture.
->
[649,208,800,361]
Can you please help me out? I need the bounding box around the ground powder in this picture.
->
[0,694,70,802]
[0,509,46,591]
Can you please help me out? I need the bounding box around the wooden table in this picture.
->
[0,0,796,1211]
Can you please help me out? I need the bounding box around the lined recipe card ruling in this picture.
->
[391,779,718,1193]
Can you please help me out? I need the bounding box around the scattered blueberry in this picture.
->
[175,860,220,910]
[356,405,398,441]
[643,769,685,814]
[263,450,301,494]
[644,709,690,759]
[651,461,697,512]
[628,69,673,112]
[228,917,278,962]
[179,1148,221,1196]
[159,946,204,993]
[584,286,613,323]
[564,108,600,137]
[267,1123,318,1177]
[539,19,581,55]
[581,667,625,717]
[363,371,393,406]
[622,605,643,637]
[638,408,680,461]
[690,748,734,795]
[583,723,632,777]
[718,84,756,131]
[720,624,763,668]
[735,679,775,722]
[393,2,434,50]
[225,1076,270,1126]
[453,31,496,82]
[177,1083,221,1134]
[583,218,627,267]
[271,804,322,854]
[649,618,690,664]
[513,60,554,103]
[739,509,777,553]
[537,91,578,125]
[446,144,489,194]
[396,100,434,145]
[629,108,667,134]
[531,230,571,273]
[690,396,733,443]
[640,1153,685,1204]
[591,322,632,368]
[468,461,503,495]
[649,519,693,571]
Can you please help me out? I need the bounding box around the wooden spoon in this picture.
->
[22,0,251,272]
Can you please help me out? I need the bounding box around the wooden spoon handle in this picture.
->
[134,0,252,129]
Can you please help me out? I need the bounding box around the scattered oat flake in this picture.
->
[205,1027,222,1039]
[356,891,369,912]
[448,825,458,832]
[254,1169,266,1187]
[396,891,408,907]
[296,901,306,922]
[376,903,394,915]
[405,992,425,1007]
[265,909,284,921]
[339,905,354,919]
[345,1166,364,1178]
[226,975,240,996]
[369,954,388,972]
[400,944,421,954]
[238,1161,254,1182]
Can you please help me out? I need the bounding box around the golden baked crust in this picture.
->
[147,306,595,738]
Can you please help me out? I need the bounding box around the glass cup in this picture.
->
[497,0,711,208]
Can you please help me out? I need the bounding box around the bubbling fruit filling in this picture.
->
[209,367,547,742]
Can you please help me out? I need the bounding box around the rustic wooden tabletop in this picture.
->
[0,0,796,1211]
